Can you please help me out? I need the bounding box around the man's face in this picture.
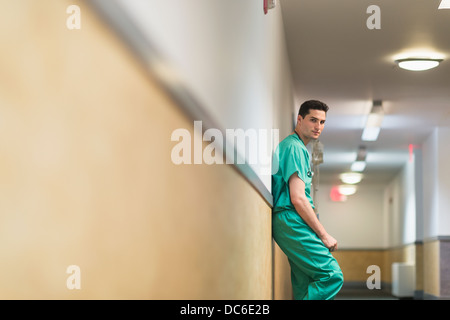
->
[298,109,326,140]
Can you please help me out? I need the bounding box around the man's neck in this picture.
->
[294,128,309,145]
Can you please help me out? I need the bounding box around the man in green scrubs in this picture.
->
[272,100,344,300]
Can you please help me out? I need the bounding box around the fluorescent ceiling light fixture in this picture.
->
[338,185,357,196]
[362,100,383,141]
[351,161,366,172]
[395,58,442,71]
[361,127,381,141]
[351,146,367,172]
[439,0,450,9]
[340,172,363,184]
[356,145,367,161]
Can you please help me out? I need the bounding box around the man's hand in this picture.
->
[320,233,338,252]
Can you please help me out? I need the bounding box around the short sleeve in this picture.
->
[280,144,309,184]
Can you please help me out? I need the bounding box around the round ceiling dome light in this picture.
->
[338,185,357,196]
[395,58,443,71]
[340,172,363,184]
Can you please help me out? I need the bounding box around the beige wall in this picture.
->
[415,243,424,293]
[332,250,385,283]
[0,0,284,299]
[332,244,415,284]
[333,242,447,299]
[273,241,292,299]
[423,241,440,297]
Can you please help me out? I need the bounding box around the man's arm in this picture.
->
[289,173,338,252]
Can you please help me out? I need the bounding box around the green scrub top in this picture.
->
[272,133,314,214]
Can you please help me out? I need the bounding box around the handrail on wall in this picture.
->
[88,0,274,208]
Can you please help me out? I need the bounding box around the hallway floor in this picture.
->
[335,288,399,300]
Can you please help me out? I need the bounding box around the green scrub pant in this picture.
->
[272,210,344,300]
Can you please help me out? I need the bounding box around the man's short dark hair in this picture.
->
[298,100,329,118]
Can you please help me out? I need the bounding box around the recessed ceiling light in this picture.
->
[351,161,366,172]
[338,185,357,196]
[395,58,443,71]
[362,100,383,141]
[340,172,364,184]
[361,126,381,141]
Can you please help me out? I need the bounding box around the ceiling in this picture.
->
[280,0,450,186]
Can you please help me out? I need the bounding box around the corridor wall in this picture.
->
[319,132,450,299]
[0,0,294,299]
[420,127,450,299]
